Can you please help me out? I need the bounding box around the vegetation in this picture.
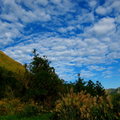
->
[0,50,119,120]
[0,113,52,120]
[0,51,25,76]
[26,50,64,107]
[54,90,114,120]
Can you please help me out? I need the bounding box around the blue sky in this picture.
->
[0,0,120,88]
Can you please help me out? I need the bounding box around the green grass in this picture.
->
[0,51,25,75]
[0,113,52,120]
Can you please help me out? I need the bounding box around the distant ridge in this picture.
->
[0,51,25,74]
[106,87,120,94]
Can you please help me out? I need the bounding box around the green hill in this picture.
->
[0,51,25,74]
[106,87,120,95]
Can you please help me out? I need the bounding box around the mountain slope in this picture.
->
[106,87,120,94]
[0,51,25,74]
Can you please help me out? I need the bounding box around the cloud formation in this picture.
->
[0,0,120,88]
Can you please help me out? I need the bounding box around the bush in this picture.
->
[0,98,48,118]
[54,90,115,120]
[18,104,38,117]
[0,98,24,115]
[17,100,41,118]
[110,93,120,119]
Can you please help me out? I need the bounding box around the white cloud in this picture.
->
[80,70,95,78]
[0,0,120,85]
[89,0,97,8]
[58,26,75,33]
[88,65,106,71]
[1,0,51,24]
[0,20,24,48]
[34,0,49,6]
[102,70,112,78]
[51,0,61,4]
[91,17,116,35]
[95,0,120,16]
[2,35,110,79]
[96,6,107,15]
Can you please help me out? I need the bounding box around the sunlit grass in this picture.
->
[0,51,25,75]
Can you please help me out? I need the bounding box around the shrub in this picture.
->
[0,98,24,115]
[0,99,7,115]
[110,93,120,119]
[18,104,38,117]
[54,90,115,120]
[17,100,40,118]
[0,98,47,118]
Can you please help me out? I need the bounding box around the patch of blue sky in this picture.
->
[0,0,120,88]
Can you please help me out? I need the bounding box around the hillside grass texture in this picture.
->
[0,51,25,75]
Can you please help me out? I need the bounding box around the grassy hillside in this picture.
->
[106,87,120,95]
[0,51,25,75]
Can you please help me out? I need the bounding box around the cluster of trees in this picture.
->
[0,50,64,107]
[65,75,105,97]
[0,49,119,119]
[0,50,105,105]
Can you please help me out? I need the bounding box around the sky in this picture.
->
[0,0,120,88]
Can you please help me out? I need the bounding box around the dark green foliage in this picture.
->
[95,81,105,96]
[86,80,96,96]
[0,113,52,120]
[27,50,64,107]
[18,104,39,118]
[0,67,22,98]
[86,80,105,96]
[91,106,115,120]
[111,93,120,119]
[74,76,86,93]
[73,75,105,97]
